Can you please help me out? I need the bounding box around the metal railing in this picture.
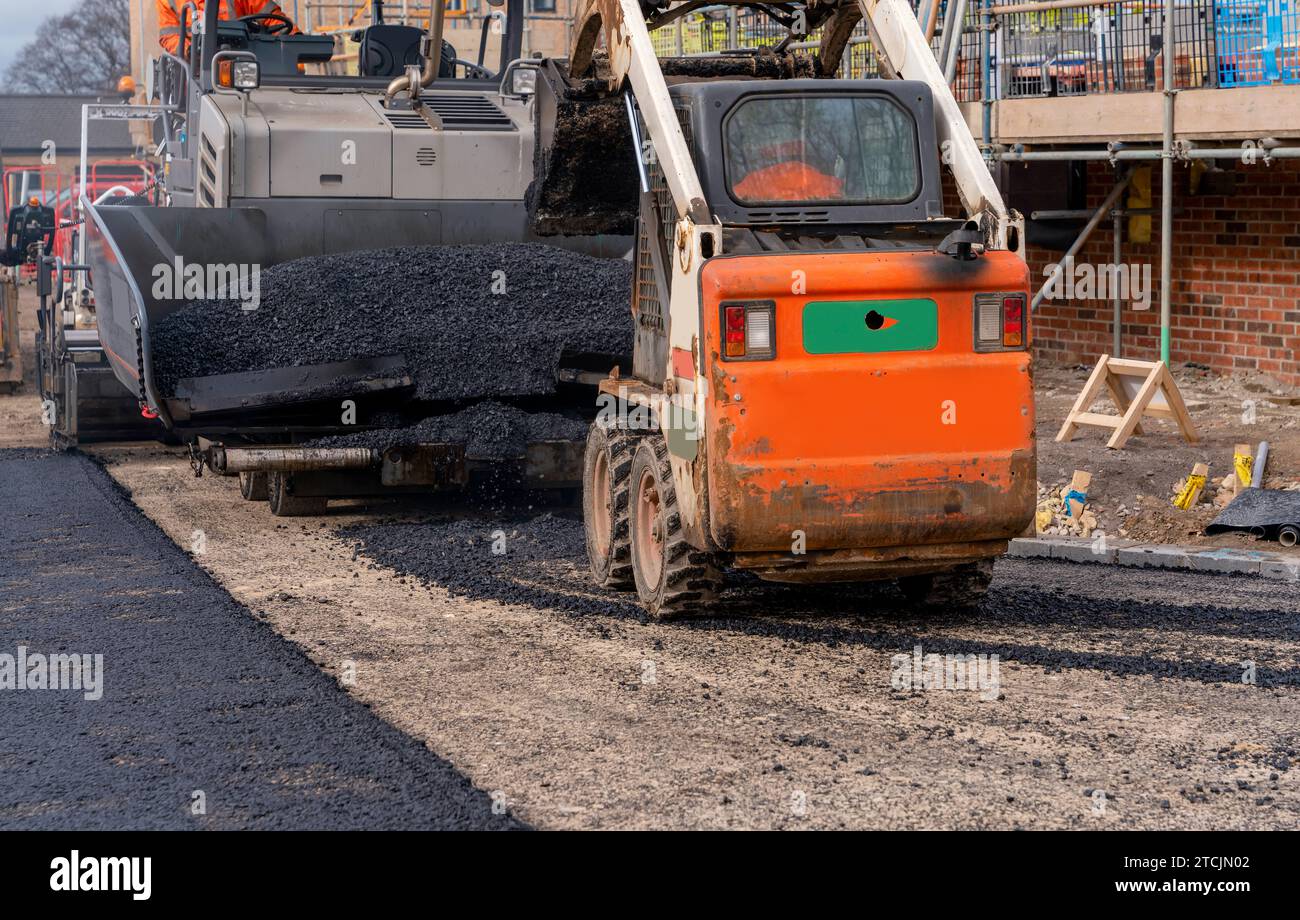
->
[291,0,1300,93]
[648,0,1300,101]
[1215,0,1300,85]
[297,0,574,63]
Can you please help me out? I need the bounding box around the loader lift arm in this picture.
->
[850,0,1019,251]
[566,0,1020,253]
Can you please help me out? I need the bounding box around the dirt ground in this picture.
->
[1036,362,1299,549]
[0,286,47,449]
[4,284,1299,829]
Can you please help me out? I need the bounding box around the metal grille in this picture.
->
[1215,0,1300,85]
[422,94,515,129]
[639,104,694,277]
[633,105,694,373]
[384,112,431,129]
[635,221,663,332]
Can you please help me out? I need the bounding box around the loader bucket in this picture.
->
[527,52,817,237]
[526,59,640,238]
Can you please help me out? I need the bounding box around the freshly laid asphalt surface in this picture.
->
[0,449,522,830]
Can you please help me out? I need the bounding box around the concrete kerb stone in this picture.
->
[1184,548,1267,575]
[1008,537,1298,578]
[1116,543,1194,570]
[1261,558,1300,583]
[1006,538,1054,559]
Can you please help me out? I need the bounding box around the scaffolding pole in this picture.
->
[1113,201,1123,357]
[999,148,1300,161]
[1030,169,1133,312]
[923,0,943,42]
[941,0,969,85]
[980,0,992,153]
[1159,0,1176,366]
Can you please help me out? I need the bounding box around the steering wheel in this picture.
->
[239,11,294,35]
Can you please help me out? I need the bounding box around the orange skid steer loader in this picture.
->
[538,0,1035,617]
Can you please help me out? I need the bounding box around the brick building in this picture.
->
[1019,158,1300,385]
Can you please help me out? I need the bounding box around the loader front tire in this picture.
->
[582,418,636,590]
[627,435,722,619]
[267,472,328,517]
[897,559,994,611]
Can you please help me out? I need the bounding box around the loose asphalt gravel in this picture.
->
[344,512,1300,689]
[307,400,589,458]
[345,513,637,617]
[0,449,523,830]
[151,243,633,401]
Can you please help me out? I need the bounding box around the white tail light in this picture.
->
[746,309,772,353]
[976,295,1001,345]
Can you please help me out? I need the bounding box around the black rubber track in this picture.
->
[0,449,524,830]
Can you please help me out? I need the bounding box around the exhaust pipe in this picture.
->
[385,0,447,106]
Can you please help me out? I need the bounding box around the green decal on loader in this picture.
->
[802,298,939,354]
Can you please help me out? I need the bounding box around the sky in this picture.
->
[0,0,83,84]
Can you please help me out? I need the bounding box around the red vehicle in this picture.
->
[2,166,64,275]
[76,159,154,203]
[56,159,156,261]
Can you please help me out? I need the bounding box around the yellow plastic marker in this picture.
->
[1173,462,1209,510]
[1233,444,1253,488]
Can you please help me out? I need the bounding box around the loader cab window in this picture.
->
[724,95,921,206]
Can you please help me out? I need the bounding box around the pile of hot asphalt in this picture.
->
[152,243,633,402]
[306,401,588,459]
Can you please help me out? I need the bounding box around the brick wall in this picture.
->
[1013,159,1300,386]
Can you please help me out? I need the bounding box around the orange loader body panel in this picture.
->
[698,249,1036,558]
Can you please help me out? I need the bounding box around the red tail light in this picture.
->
[1002,295,1024,347]
[720,301,775,360]
[724,305,746,357]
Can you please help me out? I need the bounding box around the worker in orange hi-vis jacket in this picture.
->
[732,139,845,203]
[157,0,298,56]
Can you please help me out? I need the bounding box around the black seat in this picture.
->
[356,24,456,78]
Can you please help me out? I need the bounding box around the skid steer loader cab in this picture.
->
[588,76,1035,615]
[678,81,944,225]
